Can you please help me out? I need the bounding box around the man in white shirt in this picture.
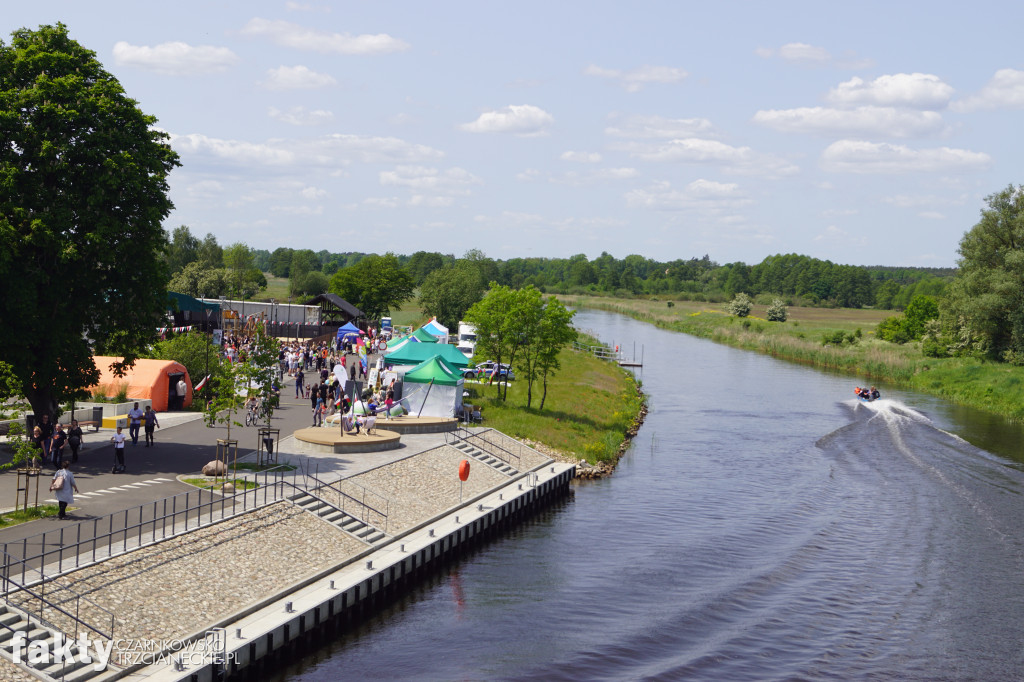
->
[176,378,187,411]
[127,402,144,446]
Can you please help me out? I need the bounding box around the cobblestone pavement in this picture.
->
[7,503,365,667]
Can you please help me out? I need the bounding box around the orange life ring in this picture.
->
[458,460,470,481]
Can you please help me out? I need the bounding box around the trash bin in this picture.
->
[25,414,36,433]
[92,406,103,425]
[263,437,274,455]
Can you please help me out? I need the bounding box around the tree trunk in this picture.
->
[539,375,549,410]
[28,390,59,422]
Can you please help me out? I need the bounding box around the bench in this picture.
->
[78,420,100,432]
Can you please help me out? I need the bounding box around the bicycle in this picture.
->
[244,402,260,427]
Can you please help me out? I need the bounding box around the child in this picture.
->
[110,426,127,471]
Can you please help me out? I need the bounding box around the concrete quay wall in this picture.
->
[127,462,575,682]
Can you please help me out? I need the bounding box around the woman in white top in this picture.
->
[51,460,80,520]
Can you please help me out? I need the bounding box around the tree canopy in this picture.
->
[0,24,179,416]
[941,184,1024,362]
[328,253,413,321]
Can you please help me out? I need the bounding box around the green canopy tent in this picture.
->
[384,341,471,369]
[411,327,439,343]
[401,354,464,417]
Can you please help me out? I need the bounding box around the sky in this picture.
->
[7,1,1024,267]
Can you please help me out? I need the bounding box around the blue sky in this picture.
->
[8,1,1024,267]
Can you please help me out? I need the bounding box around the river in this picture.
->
[272,309,1024,681]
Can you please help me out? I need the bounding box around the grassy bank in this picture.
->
[465,336,645,464]
[564,295,1024,423]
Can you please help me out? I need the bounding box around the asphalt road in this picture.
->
[0,382,318,548]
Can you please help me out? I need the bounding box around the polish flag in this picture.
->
[194,375,209,392]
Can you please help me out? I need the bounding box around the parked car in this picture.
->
[470,361,515,381]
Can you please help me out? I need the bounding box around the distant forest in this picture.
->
[251,247,952,310]
[163,226,952,311]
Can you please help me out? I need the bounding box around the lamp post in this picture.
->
[270,298,277,338]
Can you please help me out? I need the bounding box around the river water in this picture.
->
[273,309,1024,681]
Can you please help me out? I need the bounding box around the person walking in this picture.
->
[176,377,188,411]
[143,406,160,446]
[127,402,144,446]
[67,419,84,463]
[111,426,127,472]
[37,413,54,466]
[50,460,79,520]
[295,367,305,398]
[49,422,68,468]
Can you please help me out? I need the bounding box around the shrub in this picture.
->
[726,293,753,317]
[666,301,674,308]
[766,299,788,322]
[821,330,847,346]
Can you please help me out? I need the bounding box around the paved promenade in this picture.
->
[0,378,563,680]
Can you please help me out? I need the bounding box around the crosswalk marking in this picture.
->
[44,478,176,506]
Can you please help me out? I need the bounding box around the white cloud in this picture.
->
[301,186,327,199]
[379,165,482,195]
[625,179,752,211]
[261,65,337,90]
[919,211,945,219]
[757,42,831,64]
[881,192,968,208]
[516,168,542,182]
[820,140,992,173]
[270,204,324,215]
[240,17,410,55]
[409,195,456,207]
[621,138,799,176]
[952,68,1024,111]
[584,64,687,92]
[285,1,331,11]
[112,41,239,75]
[169,132,442,168]
[561,151,602,163]
[460,104,553,136]
[605,114,715,139]
[550,167,638,186]
[813,225,858,243]
[752,106,947,138]
[827,73,954,109]
[269,106,335,126]
[756,43,871,69]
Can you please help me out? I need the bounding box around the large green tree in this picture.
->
[942,184,1024,362]
[419,260,487,330]
[0,24,179,417]
[328,253,413,321]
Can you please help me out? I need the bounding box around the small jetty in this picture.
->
[573,341,643,369]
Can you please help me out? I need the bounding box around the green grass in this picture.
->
[465,337,644,464]
[0,504,61,528]
[182,477,259,491]
[564,294,1024,424]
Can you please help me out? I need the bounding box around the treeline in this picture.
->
[163,225,952,312]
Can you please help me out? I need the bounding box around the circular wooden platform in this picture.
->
[293,426,401,454]
[324,414,458,434]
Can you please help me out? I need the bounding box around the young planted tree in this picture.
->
[0,24,179,418]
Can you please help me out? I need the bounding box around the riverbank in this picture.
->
[463,336,646,473]
[562,295,1024,423]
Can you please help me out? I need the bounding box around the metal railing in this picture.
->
[446,427,523,471]
[1,465,300,585]
[572,341,620,361]
[1,549,119,676]
[304,464,391,534]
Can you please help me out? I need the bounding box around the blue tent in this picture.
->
[336,321,362,340]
